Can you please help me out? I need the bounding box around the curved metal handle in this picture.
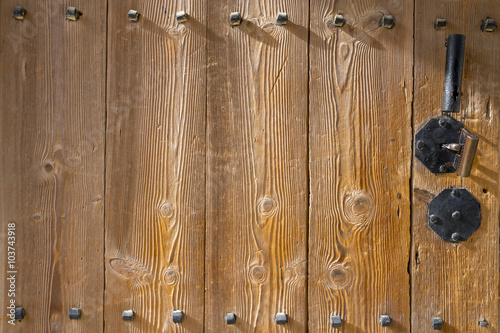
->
[442,34,466,112]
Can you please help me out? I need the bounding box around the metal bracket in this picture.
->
[427,188,481,242]
[415,116,478,176]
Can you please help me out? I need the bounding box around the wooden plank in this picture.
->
[412,2,499,332]
[104,0,206,331]
[308,0,413,331]
[0,0,106,332]
[205,1,309,331]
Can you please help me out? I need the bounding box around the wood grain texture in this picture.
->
[104,0,206,332]
[0,0,106,332]
[205,1,309,331]
[412,1,499,332]
[308,0,413,331]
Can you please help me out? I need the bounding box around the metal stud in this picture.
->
[381,15,395,29]
[275,312,288,325]
[333,14,346,27]
[176,11,188,23]
[122,310,134,321]
[452,211,461,220]
[380,314,391,327]
[479,320,488,327]
[481,17,497,32]
[416,140,425,150]
[66,7,81,21]
[128,10,140,22]
[432,317,443,330]
[451,189,460,197]
[276,12,288,26]
[331,315,342,327]
[230,12,242,26]
[430,215,439,224]
[451,232,461,242]
[13,6,26,20]
[14,307,25,322]
[69,308,82,320]
[226,312,237,325]
[439,165,449,173]
[434,18,447,29]
[172,310,183,323]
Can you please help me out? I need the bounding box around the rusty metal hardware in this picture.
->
[481,17,497,32]
[442,34,465,112]
[427,188,480,243]
[226,313,236,325]
[69,308,82,319]
[432,317,443,330]
[275,312,288,325]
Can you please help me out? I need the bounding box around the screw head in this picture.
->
[13,6,26,20]
[452,211,461,220]
[429,215,439,224]
[226,312,237,325]
[122,310,134,321]
[481,17,497,32]
[432,317,443,330]
[229,12,242,26]
[451,232,461,242]
[438,119,447,127]
[381,15,395,29]
[434,18,447,29]
[276,12,288,26]
[128,10,140,22]
[380,314,391,327]
[451,189,460,197]
[275,312,288,325]
[331,315,342,327]
[69,308,82,320]
[176,11,188,23]
[172,310,183,323]
[416,140,426,150]
[14,307,25,321]
[439,165,449,173]
[333,14,346,27]
[66,7,81,21]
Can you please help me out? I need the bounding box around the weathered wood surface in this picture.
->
[205,1,309,331]
[0,0,106,332]
[412,1,499,332]
[308,0,413,331]
[104,0,206,332]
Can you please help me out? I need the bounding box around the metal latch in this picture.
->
[415,34,479,176]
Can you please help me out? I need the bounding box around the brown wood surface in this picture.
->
[308,0,414,331]
[104,0,206,332]
[205,1,309,331]
[412,1,499,332]
[0,0,106,332]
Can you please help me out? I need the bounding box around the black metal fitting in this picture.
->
[122,310,134,321]
[380,15,395,29]
[172,310,183,323]
[128,10,140,22]
[434,18,447,29]
[276,13,288,26]
[481,17,497,32]
[442,34,466,112]
[13,6,26,20]
[14,307,25,321]
[380,315,391,327]
[333,14,346,27]
[69,308,82,320]
[275,312,288,325]
[226,312,237,325]
[176,11,188,23]
[66,7,81,21]
[432,317,443,330]
[230,12,242,26]
[331,315,342,327]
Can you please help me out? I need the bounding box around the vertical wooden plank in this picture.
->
[0,0,106,332]
[412,2,499,332]
[309,0,413,331]
[105,0,206,331]
[206,1,309,331]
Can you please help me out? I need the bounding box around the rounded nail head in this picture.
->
[275,312,288,325]
[432,317,443,330]
[416,140,425,150]
[381,15,395,29]
[430,215,439,224]
[176,11,188,23]
[451,232,460,242]
[14,307,25,321]
[479,320,488,327]
[226,312,237,325]
[122,310,134,321]
[128,10,140,22]
[69,308,82,320]
[331,315,342,327]
[481,17,497,32]
[452,211,461,220]
[276,12,288,26]
[380,314,391,327]
[451,189,460,197]
[230,12,242,26]
[66,7,81,21]
[13,6,26,20]
[172,310,183,323]
[435,18,447,29]
[438,119,447,127]
[333,14,346,28]
[439,165,449,173]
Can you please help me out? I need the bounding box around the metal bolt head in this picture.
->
[172,310,183,323]
[176,11,188,23]
[439,165,449,173]
[128,10,140,22]
[230,12,242,26]
[381,15,395,29]
[452,211,461,220]
[226,312,236,325]
[416,140,426,150]
[333,14,346,27]
[69,308,82,320]
[432,317,443,330]
[429,214,439,224]
[331,315,342,327]
[14,307,25,321]
[13,6,26,20]
[481,17,497,32]
[122,310,134,321]
[275,312,288,325]
[451,232,461,242]
[276,12,288,26]
[66,7,81,21]
[451,189,460,197]
[438,119,447,127]
[380,314,391,327]
[479,320,488,327]
[434,18,447,29]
